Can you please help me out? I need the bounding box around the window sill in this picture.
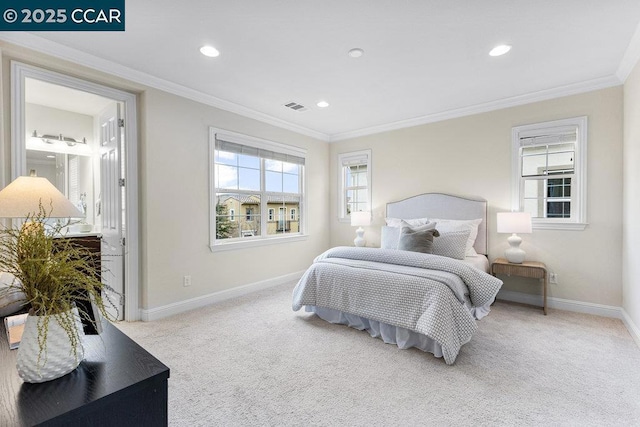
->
[209,234,309,252]
[532,222,587,231]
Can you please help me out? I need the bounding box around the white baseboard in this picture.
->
[496,290,623,319]
[621,309,640,349]
[140,271,304,322]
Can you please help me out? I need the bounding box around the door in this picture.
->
[99,102,124,320]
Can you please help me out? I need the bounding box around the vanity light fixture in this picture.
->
[316,101,330,108]
[31,130,86,146]
[200,45,220,57]
[348,48,364,58]
[489,44,511,57]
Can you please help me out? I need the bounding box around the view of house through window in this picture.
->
[211,129,305,246]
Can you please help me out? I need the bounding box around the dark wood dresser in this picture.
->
[0,320,170,426]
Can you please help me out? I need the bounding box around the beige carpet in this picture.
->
[117,283,640,426]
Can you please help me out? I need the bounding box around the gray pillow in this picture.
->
[397,222,440,254]
[432,230,471,260]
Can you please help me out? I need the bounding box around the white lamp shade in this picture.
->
[0,176,83,218]
[350,211,371,227]
[497,212,532,234]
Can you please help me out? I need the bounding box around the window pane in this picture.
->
[239,167,260,190]
[266,197,300,235]
[547,201,570,218]
[283,173,298,193]
[356,189,368,204]
[524,198,542,218]
[216,150,237,166]
[346,166,355,187]
[547,143,574,154]
[356,170,367,187]
[265,159,282,172]
[239,196,261,237]
[522,153,547,176]
[548,151,573,170]
[524,179,541,198]
[215,193,241,239]
[282,162,298,174]
[239,154,259,169]
[266,171,283,192]
[216,164,238,189]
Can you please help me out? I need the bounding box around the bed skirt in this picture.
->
[306,306,444,360]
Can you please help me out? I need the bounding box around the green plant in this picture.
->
[216,203,237,239]
[0,205,117,362]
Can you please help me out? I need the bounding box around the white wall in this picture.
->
[330,87,623,307]
[140,89,330,309]
[623,60,640,334]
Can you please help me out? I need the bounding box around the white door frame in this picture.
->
[10,61,140,321]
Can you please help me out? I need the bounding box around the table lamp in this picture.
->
[0,176,83,219]
[497,212,532,264]
[351,211,371,247]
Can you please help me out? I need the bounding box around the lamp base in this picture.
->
[504,233,525,264]
[354,227,366,247]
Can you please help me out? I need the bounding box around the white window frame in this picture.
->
[290,208,296,220]
[511,116,587,230]
[209,127,308,251]
[268,208,274,221]
[229,208,235,221]
[338,149,372,222]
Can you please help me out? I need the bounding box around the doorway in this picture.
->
[11,62,140,321]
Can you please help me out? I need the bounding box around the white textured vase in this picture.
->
[16,309,85,383]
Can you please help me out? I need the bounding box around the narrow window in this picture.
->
[338,150,372,222]
[512,117,587,230]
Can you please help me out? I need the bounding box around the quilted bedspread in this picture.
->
[292,247,503,364]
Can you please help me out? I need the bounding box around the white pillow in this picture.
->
[381,226,401,249]
[430,218,482,256]
[385,217,430,228]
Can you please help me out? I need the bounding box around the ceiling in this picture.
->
[4,1,640,141]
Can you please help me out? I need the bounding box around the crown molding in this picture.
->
[329,75,621,142]
[0,33,627,144]
[0,33,331,142]
[617,20,640,82]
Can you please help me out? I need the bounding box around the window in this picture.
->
[290,208,296,221]
[511,116,587,230]
[210,128,306,249]
[338,150,372,222]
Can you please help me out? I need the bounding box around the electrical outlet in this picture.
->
[183,275,192,287]
[549,272,558,284]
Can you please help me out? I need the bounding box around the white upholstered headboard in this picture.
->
[386,193,488,255]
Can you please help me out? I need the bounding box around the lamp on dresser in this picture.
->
[497,211,532,264]
[351,211,371,247]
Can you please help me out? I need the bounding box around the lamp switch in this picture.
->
[549,272,557,284]
[183,275,191,287]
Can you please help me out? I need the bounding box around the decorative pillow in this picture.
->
[381,226,401,249]
[397,222,440,254]
[432,230,471,260]
[430,218,482,256]
[385,217,430,228]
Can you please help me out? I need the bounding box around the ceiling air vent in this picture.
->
[283,101,307,112]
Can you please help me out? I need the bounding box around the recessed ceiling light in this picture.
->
[316,101,330,108]
[348,48,364,58]
[46,155,55,158]
[200,45,220,58]
[489,45,511,57]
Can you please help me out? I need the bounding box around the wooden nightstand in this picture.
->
[491,258,548,315]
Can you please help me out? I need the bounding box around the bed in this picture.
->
[292,193,503,364]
